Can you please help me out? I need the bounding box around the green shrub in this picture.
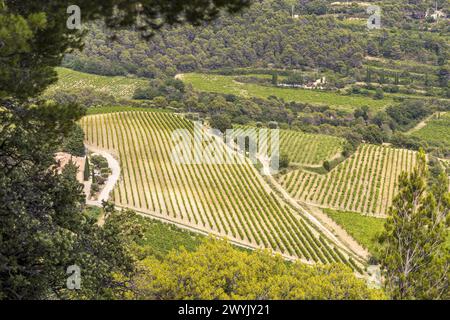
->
[323,160,331,171]
[83,156,90,181]
[91,183,100,194]
[374,88,384,100]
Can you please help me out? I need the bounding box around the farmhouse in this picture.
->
[425,8,447,21]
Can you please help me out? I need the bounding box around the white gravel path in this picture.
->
[85,144,121,207]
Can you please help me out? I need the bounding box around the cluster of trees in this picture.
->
[46,87,119,108]
[385,101,431,129]
[128,238,383,300]
[346,101,445,153]
[90,154,112,195]
[133,78,186,103]
[62,124,86,157]
[366,30,448,66]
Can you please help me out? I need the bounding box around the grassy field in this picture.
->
[325,209,450,255]
[80,111,361,268]
[137,216,204,258]
[412,112,450,147]
[84,206,103,221]
[324,209,385,256]
[45,67,149,100]
[181,73,393,111]
[280,144,417,216]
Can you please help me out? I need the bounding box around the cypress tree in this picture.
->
[379,150,450,299]
[366,67,372,84]
[394,72,399,85]
[271,72,278,85]
[84,156,90,181]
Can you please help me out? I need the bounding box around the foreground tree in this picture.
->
[1,0,251,99]
[0,0,249,299]
[378,149,450,299]
[130,238,384,300]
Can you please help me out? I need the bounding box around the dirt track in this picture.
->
[85,144,121,207]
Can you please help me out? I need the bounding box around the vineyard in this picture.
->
[45,67,148,100]
[233,127,344,166]
[280,144,417,216]
[80,111,363,269]
[279,130,344,165]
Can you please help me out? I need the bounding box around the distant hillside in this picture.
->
[62,0,448,78]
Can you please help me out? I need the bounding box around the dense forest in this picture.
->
[63,0,449,78]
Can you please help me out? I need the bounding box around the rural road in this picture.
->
[85,144,121,207]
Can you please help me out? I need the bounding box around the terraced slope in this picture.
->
[280,144,417,216]
[80,111,361,268]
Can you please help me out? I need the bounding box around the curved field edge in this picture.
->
[84,206,204,258]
